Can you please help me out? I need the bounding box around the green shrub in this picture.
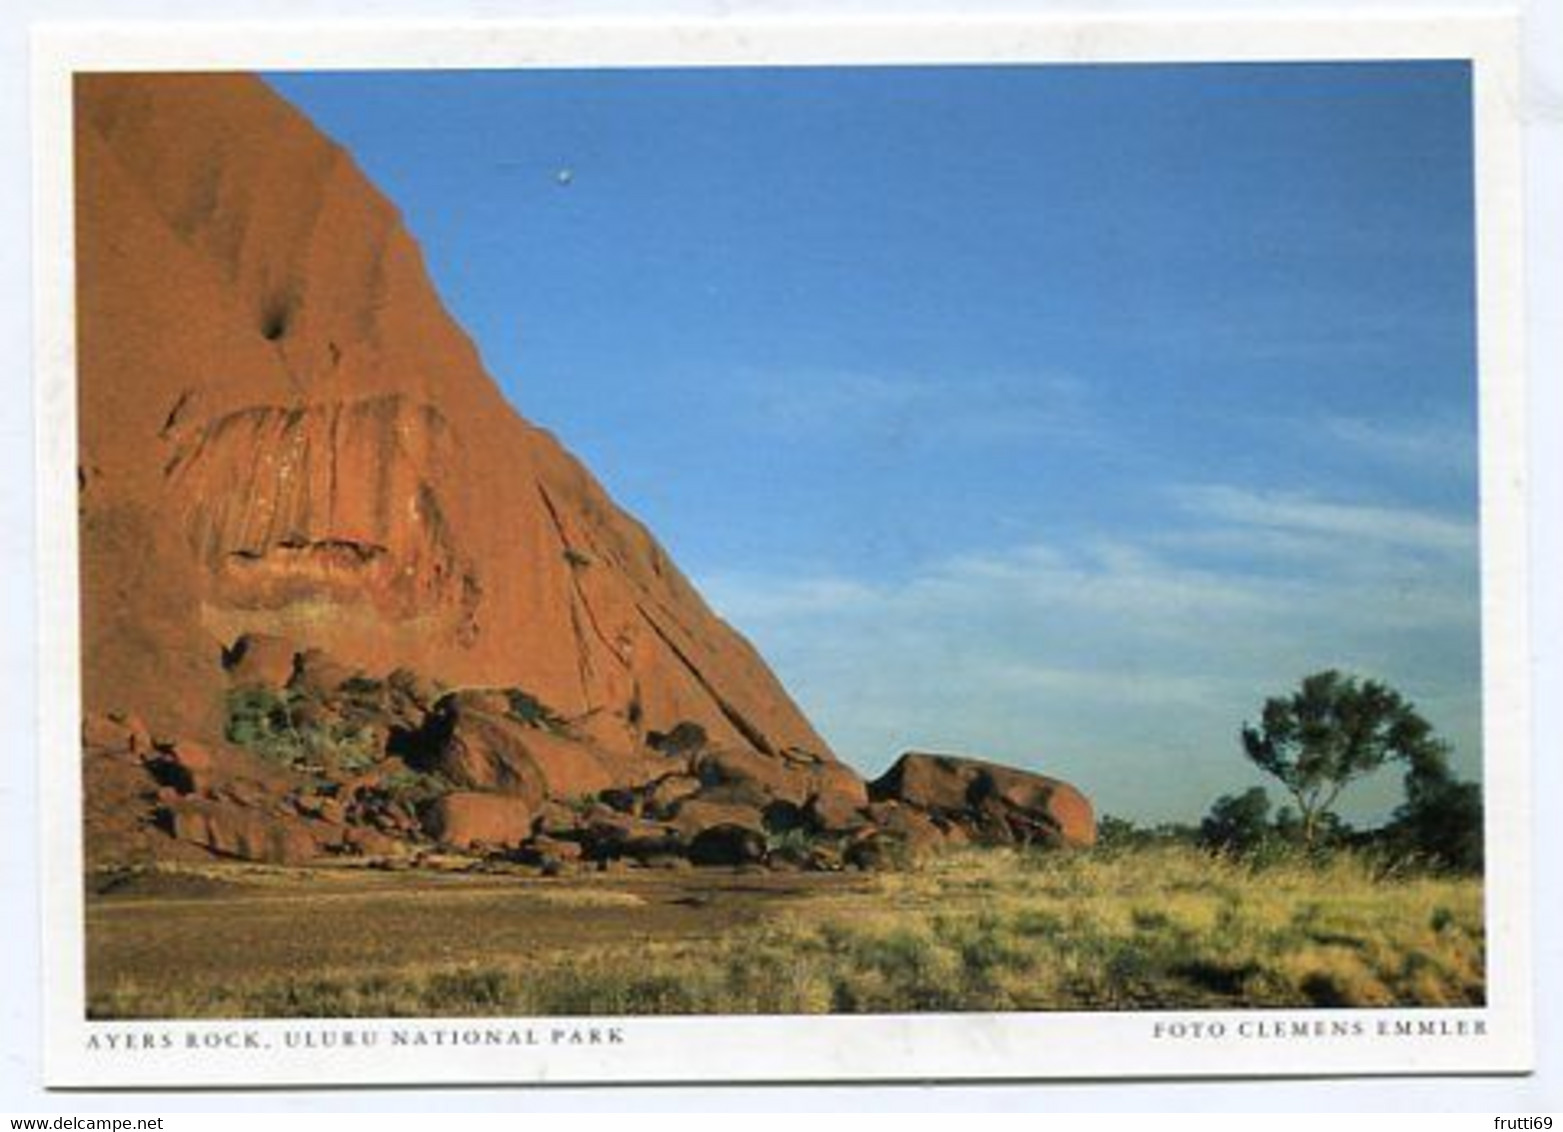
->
[648,721,707,757]
[224,686,303,765]
[223,686,383,774]
[765,826,835,861]
[503,688,564,729]
[1385,776,1483,874]
[379,767,453,808]
[340,675,385,699]
[1199,787,1273,854]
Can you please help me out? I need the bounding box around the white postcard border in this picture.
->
[32,13,1531,1088]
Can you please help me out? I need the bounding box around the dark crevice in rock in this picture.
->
[259,294,291,341]
[636,604,774,757]
[225,537,387,564]
[160,389,195,438]
[538,482,627,674]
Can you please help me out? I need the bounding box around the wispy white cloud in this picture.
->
[702,576,882,620]
[727,365,1102,447]
[1324,414,1478,476]
[984,661,1256,709]
[1170,484,1477,554]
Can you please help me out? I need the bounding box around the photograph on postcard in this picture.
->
[37,18,1531,1084]
[74,59,1487,1016]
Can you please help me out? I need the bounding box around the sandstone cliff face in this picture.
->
[75,73,835,768]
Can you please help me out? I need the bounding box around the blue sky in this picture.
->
[266,63,1479,825]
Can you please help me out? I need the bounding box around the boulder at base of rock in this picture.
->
[145,740,217,794]
[688,824,768,867]
[533,799,585,839]
[805,791,870,835]
[221,633,299,688]
[386,667,440,713]
[337,826,412,858]
[579,811,681,862]
[146,738,299,804]
[666,797,766,842]
[870,752,1096,848]
[416,691,637,806]
[642,773,702,817]
[843,832,908,872]
[511,729,618,800]
[530,835,584,863]
[422,791,533,851]
[82,711,152,756]
[694,746,868,810]
[84,749,208,867]
[146,739,276,799]
[288,648,362,698]
[421,698,549,805]
[159,798,324,864]
[863,800,947,857]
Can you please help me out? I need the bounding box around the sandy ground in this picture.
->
[85,863,874,1002]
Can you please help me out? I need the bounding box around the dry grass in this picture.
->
[87,845,1483,1018]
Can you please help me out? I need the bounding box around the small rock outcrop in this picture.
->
[869,752,1096,848]
[159,798,327,866]
[411,691,635,803]
[423,792,534,851]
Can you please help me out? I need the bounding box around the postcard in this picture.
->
[32,13,1531,1087]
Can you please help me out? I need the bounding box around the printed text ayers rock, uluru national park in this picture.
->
[75,72,1093,872]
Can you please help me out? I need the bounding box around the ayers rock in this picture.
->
[76,72,1093,868]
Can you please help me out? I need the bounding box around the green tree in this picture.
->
[1385,750,1484,872]
[1095,814,1142,849]
[1199,787,1273,854]
[1240,670,1446,848]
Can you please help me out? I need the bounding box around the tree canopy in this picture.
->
[1240,670,1447,847]
[1199,786,1273,854]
